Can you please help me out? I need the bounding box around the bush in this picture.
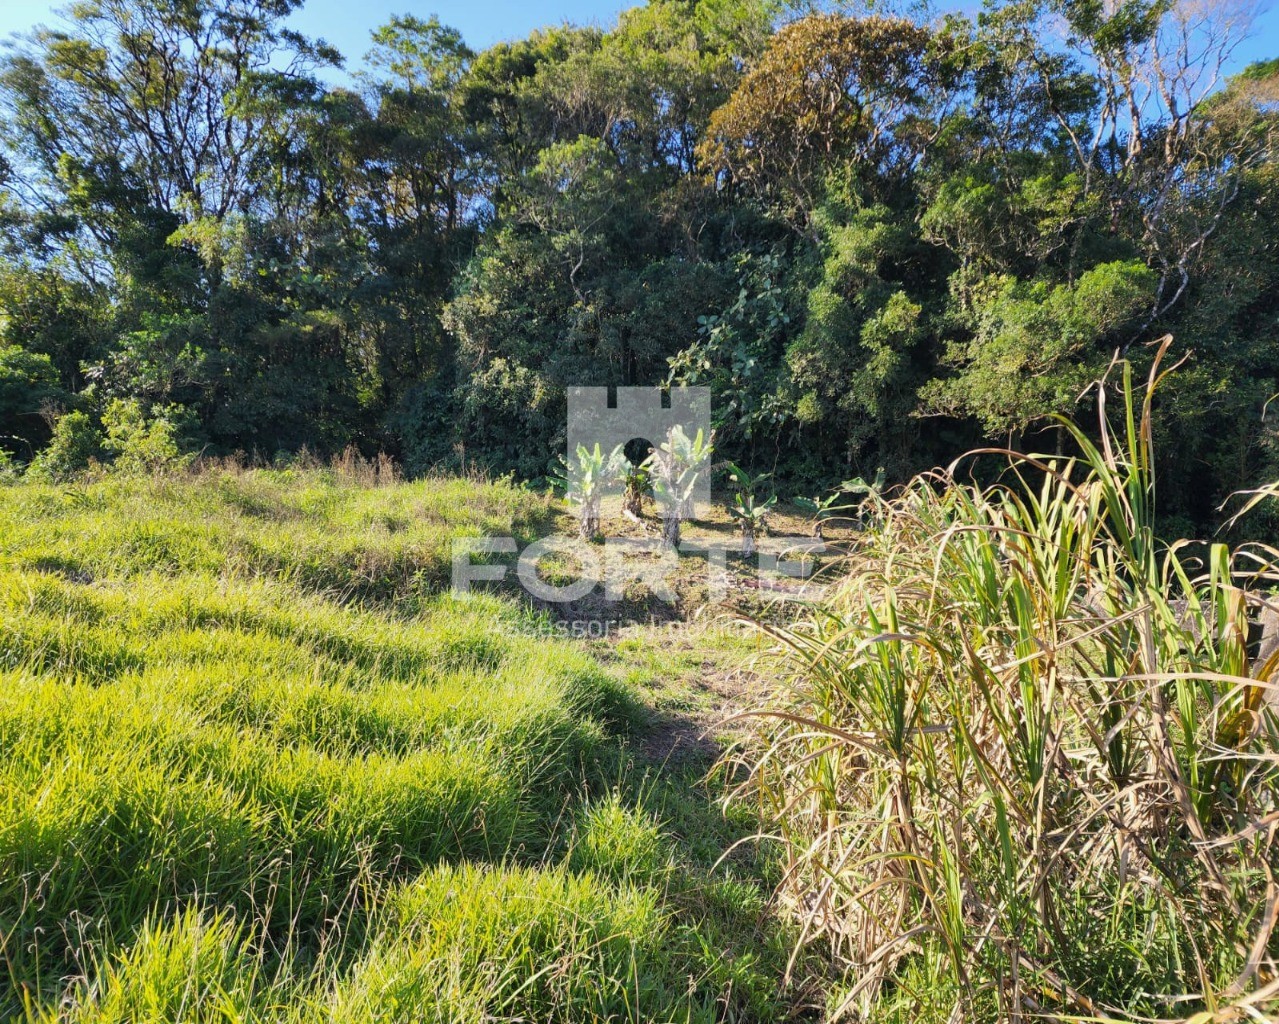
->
[732,344,1279,1021]
[26,409,102,481]
[101,398,195,474]
[0,344,68,455]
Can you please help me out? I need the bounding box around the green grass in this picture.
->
[0,470,791,1022]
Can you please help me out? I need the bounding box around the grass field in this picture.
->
[0,469,796,1022]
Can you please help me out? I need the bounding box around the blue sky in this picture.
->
[0,1,1275,78]
[0,0,632,57]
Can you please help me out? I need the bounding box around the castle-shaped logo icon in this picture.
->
[566,387,711,517]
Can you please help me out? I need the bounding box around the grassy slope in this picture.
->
[0,470,793,1022]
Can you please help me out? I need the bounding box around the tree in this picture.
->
[989,0,1270,327]
[699,14,953,215]
[0,0,371,455]
[920,259,1157,434]
[1,0,340,234]
[0,344,68,455]
[0,0,1272,536]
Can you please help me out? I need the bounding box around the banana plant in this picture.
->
[567,442,628,540]
[793,491,851,540]
[841,467,886,526]
[726,462,776,558]
[645,425,713,547]
[795,468,886,538]
[621,460,649,518]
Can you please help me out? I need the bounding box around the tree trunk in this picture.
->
[579,504,600,541]
[623,481,644,518]
[662,514,681,548]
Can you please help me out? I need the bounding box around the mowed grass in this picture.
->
[0,470,789,1022]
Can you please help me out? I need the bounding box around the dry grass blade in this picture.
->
[727,346,1279,1022]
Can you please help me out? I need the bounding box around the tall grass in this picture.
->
[731,342,1279,1021]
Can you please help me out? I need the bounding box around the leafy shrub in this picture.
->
[646,425,714,547]
[26,409,102,481]
[726,462,776,557]
[101,398,195,474]
[0,344,68,455]
[566,442,628,540]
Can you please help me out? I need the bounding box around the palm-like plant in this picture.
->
[566,442,628,540]
[645,426,712,547]
[621,460,649,518]
[793,491,851,540]
[726,463,776,557]
[795,468,886,539]
[839,467,885,524]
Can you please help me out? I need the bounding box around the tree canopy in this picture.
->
[0,0,1276,529]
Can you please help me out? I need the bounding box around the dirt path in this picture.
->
[583,618,778,769]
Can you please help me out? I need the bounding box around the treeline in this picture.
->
[0,0,1276,528]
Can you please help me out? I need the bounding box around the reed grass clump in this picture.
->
[732,346,1279,1021]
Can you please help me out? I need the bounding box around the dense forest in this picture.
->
[0,0,1276,528]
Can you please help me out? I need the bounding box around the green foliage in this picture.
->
[785,196,934,474]
[0,0,1276,528]
[646,425,714,545]
[669,249,792,450]
[0,343,66,454]
[792,490,845,524]
[100,315,207,409]
[725,461,776,553]
[795,468,885,536]
[922,260,1158,433]
[0,264,110,389]
[569,795,668,881]
[736,351,1279,1020]
[101,398,196,475]
[566,441,629,539]
[26,408,101,480]
[0,2,1276,1016]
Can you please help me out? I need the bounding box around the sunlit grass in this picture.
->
[731,344,1279,1021]
[0,468,788,1022]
